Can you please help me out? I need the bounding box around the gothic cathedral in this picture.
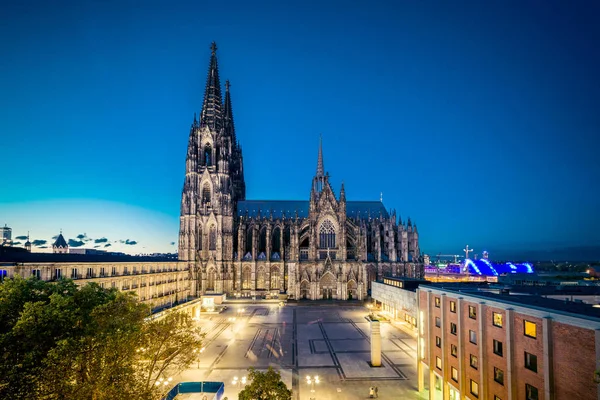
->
[179,43,422,301]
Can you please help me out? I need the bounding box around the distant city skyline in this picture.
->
[1,1,599,260]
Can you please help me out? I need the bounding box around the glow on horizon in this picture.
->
[1,199,178,255]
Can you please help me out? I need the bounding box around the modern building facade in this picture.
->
[178,43,423,301]
[417,286,600,400]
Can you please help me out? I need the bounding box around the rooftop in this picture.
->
[237,200,390,219]
[422,284,600,320]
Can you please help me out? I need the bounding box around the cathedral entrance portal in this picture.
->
[300,280,309,300]
[319,272,336,300]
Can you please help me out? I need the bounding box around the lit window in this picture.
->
[493,339,503,357]
[450,322,457,335]
[524,320,537,338]
[526,384,538,400]
[451,367,458,382]
[469,305,477,319]
[450,301,456,313]
[494,367,504,385]
[436,356,442,370]
[469,329,477,344]
[525,352,537,372]
[493,312,503,327]
[470,380,479,398]
[435,317,441,328]
[470,354,478,370]
[435,297,441,307]
[495,396,502,400]
[436,336,441,348]
[451,344,457,357]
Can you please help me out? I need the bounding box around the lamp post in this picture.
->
[193,347,205,369]
[155,376,173,391]
[306,375,320,399]
[231,375,247,390]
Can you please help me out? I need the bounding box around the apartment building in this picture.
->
[417,286,600,400]
[0,261,191,311]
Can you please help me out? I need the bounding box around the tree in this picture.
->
[0,277,203,400]
[238,367,292,400]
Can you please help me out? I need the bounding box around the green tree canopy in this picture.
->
[0,276,203,400]
[238,367,292,400]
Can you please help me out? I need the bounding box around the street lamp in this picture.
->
[193,347,205,369]
[155,376,173,387]
[306,375,320,399]
[231,375,247,389]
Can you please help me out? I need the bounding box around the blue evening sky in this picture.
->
[1,0,599,259]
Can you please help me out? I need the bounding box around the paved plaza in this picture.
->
[177,302,426,399]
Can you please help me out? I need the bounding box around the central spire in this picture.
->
[316,134,324,177]
[223,80,236,143]
[200,41,223,131]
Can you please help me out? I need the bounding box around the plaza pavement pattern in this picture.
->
[177,303,426,400]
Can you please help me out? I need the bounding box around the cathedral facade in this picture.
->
[179,44,422,301]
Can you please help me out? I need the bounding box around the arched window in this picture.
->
[204,144,212,166]
[272,227,281,254]
[209,226,216,250]
[319,220,336,249]
[245,228,253,255]
[202,183,211,205]
[258,227,267,254]
[242,266,252,289]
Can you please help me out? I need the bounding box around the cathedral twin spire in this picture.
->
[200,42,223,131]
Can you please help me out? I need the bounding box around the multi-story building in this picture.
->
[417,285,600,400]
[178,42,423,301]
[0,261,191,311]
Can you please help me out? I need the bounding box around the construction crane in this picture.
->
[436,253,461,264]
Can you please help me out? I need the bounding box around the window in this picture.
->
[469,329,477,344]
[100,267,106,276]
[495,396,502,400]
[436,356,442,370]
[493,312,503,327]
[469,305,477,319]
[319,220,336,249]
[204,144,212,166]
[450,322,457,335]
[450,301,456,313]
[493,339,503,357]
[470,380,479,398]
[435,317,441,328]
[202,183,211,204]
[435,297,441,308]
[55,269,62,279]
[436,336,441,348]
[525,352,537,372]
[112,267,117,276]
[209,226,216,250]
[32,269,41,279]
[526,384,538,400]
[451,367,458,382]
[494,367,504,385]
[524,320,537,338]
[470,354,478,370]
[71,268,78,279]
[451,344,457,357]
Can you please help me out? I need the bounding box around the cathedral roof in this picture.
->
[237,200,389,219]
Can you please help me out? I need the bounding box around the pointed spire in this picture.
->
[340,181,346,201]
[316,134,324,177]
[223,79,236,142]
[200,41,223,131]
